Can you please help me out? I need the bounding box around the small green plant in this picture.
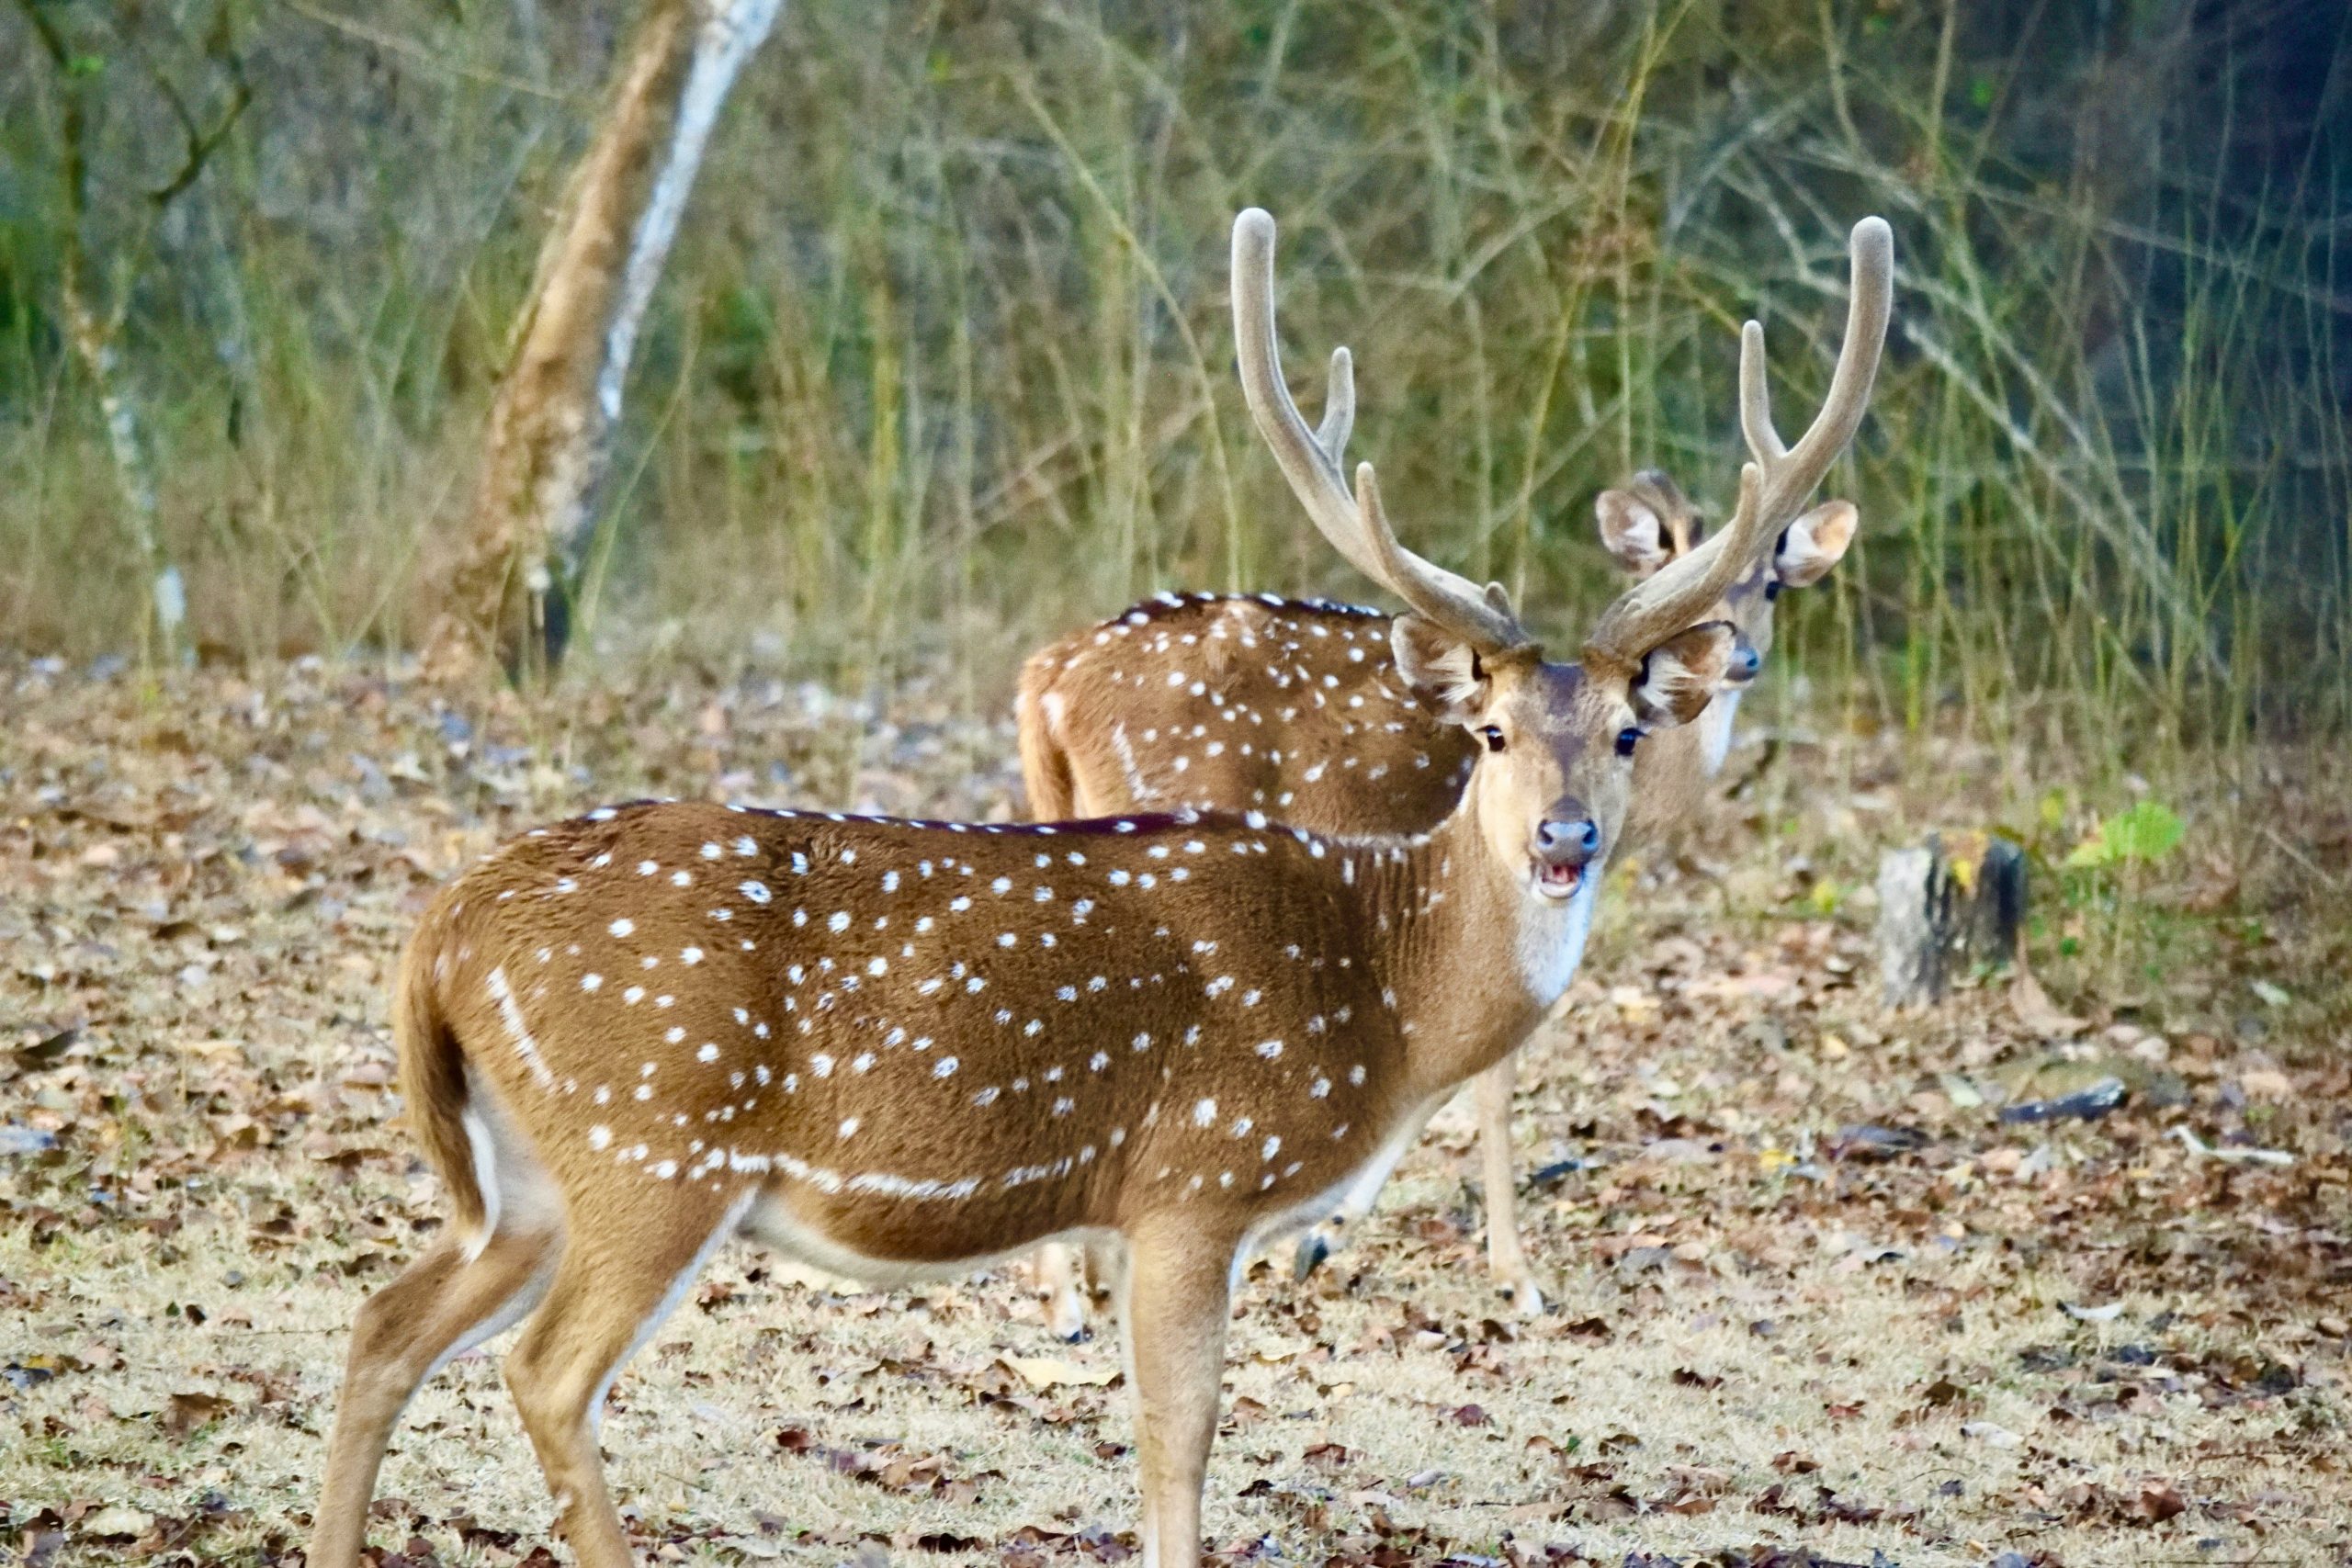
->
[2063,801,2187,870]
[2048,798,2215,992]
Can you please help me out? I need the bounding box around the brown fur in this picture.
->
[1015,592,1476,831]
[315,611,1731,1568]
[393,933,487,1239]
[1012,478,1858,1318]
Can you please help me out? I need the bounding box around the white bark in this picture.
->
[1875,846,1939,1008]
[552,0,786,566]
[63,285,184,662]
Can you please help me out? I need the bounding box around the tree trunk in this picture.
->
[425,0,784,683]
[17,0,207,668]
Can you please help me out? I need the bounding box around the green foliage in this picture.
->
[2064,801,2188,870]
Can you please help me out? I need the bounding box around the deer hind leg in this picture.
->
[1084,1236,1125,1305]
[502,1188,752,1568]
[1290,1090,1453,1284]
[1474,1057,1544,1315]
[1119,1221,1238,1568]
[1291,1199,1362,1281]
[311,1226,559,1568]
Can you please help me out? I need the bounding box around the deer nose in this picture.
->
[1725,641,1763,684]
[1534,817,1600,868]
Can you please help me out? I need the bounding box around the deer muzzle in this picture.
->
[1532,816,1600,899]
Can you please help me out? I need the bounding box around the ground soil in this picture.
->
[4,659,2347,1568]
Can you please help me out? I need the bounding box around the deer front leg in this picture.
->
[1120,1221,1237,1568]
[1475,1058,1544,1315]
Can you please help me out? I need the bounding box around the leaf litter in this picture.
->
[0,656,2348,1566]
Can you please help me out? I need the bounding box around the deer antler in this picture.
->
[1232,209,1529,653]
[1581,216,1893,673]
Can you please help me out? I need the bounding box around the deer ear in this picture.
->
[1595,490,1671,578]
[1773,500,1858,588]
[1631,621,1736,728]
[1390,613,1488,724]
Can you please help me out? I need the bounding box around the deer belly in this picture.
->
[1238,1088,1449,1258]
[739,1166,1105,1285]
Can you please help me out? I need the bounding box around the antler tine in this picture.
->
[1316,346,1355,467]
[1737,321,1785,464]
[1232,209,1387,587]
[1749,215,1891,533]
[1791,217,1894,467]
[1231,209,1526,651]
[1582,216,1893,671]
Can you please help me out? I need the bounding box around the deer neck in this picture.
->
[1359,808,1600,1103]
[1621,728,1701,849]
[1695,686,1740,774]
[1620,691,1739,850]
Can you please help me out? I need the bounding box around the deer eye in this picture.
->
[1614,728,1643,757]
[1479,726,1507,753]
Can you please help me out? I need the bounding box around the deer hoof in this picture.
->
[1293,1231,1332,1280]
[1499,1272,1547,1317]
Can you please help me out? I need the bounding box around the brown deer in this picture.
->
[309,208,1888,1568]
[1018,313,1867,1336]
[1595,468,1857,790]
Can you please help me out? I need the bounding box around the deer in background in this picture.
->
[1019,277,1867,1336]
[1595,468,1857,791]
[309,208,1888,1568]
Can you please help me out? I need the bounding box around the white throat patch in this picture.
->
[1515,873,1599,1008]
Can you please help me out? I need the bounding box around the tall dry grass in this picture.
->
[0,0,2345,780]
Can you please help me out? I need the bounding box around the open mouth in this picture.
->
[1532,861,1584,900]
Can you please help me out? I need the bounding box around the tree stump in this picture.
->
[1875,830,2028,1008]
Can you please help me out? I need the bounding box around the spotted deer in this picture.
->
[1019,257,1873,1333]
[309,208,1888,1568]
[1594,468,1858,792]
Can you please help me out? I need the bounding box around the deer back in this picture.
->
[1017,592,1475,833]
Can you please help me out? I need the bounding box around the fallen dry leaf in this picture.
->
[159,1390,235,1436]
[995,1355,1118,1391]
[2011,970,2087,1035]
[79,1506,153,1540]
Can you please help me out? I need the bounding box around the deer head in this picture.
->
[1231,208,1892,901]
[1596,468,1859,682]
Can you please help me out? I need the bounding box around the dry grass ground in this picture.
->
[4,657,2348,1568]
